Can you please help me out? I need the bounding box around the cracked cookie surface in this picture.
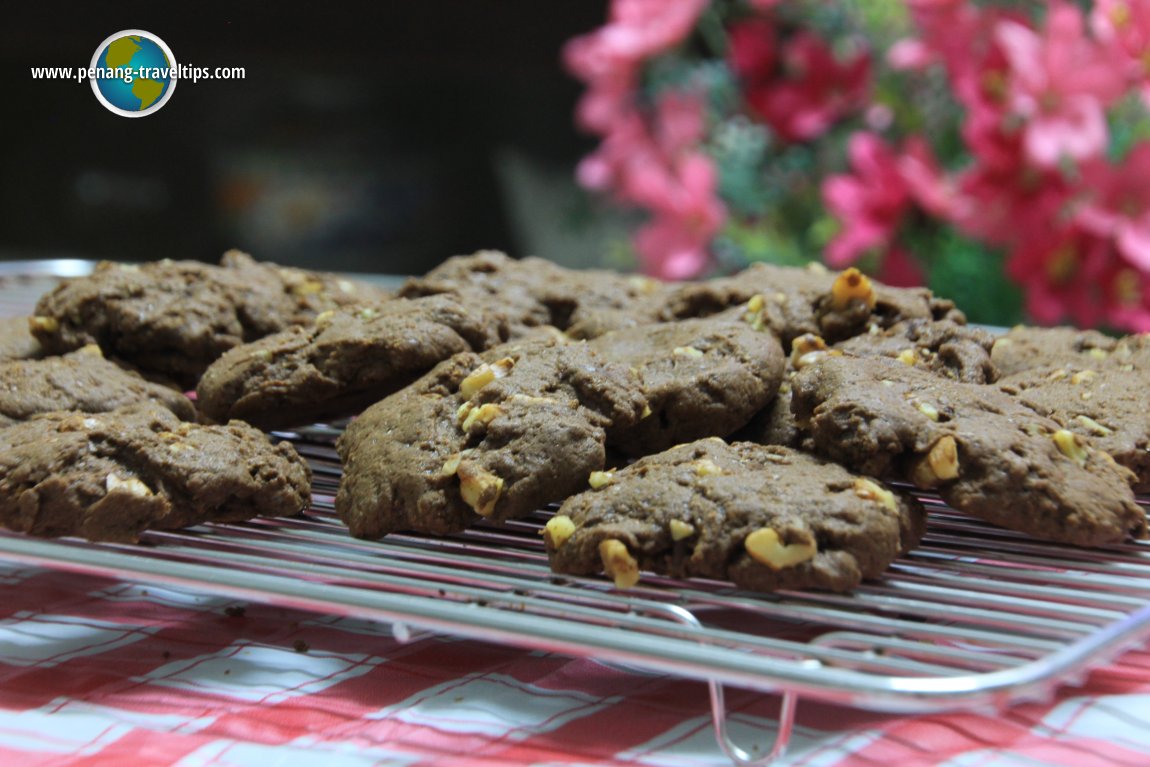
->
[0,403,311,542]
[989,326,1135,377]
[399,250,670,339]
[998,364,1150,492]
[0,345,194,427]
[196,295,507,430]
[663,263,963,347]
[546,439,925,593]
[31,251,389,387]
[791,355,1147,546]
[336,341,647,538]
[833,319,998,383]
[590,318,785,455]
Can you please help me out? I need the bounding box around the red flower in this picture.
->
[877,247,926,288]
[1007,222,1150,331]
[1006,224,1111,327]
[727,17,777,85]
[743,32,870,143]
[954,159,1072,248]
[1078,146,1150,272]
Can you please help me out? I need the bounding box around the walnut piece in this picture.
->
[459,357,515,399]
[457,463,504,517]
[461,403,502,433]
[1053,429,1089,466]
[30,316,59,334]
[106,473,152,497]
[598,539,641,588]
[852,477,898,512]
[830,267,876,311]
[588,470,615,489]
[669,519,696,541]
[543,514,576,549]
[910,435,960,488]
[744,528,817,571]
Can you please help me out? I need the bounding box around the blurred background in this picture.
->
[0,2,617,275]
[5,2,1150,331]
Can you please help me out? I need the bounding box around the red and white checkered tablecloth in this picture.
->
[3,560,1150,767]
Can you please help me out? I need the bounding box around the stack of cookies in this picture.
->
[0,251,393,543]
[3,249,1147,597]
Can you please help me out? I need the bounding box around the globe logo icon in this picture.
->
[90,30,177,117]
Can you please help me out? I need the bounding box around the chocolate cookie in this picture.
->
[732,380,804,448]
[0,403,311,542]
[998,364,1150,492]
[0,317,43,361]
[833,319,998,383]
[399,250,669,339]
[0,345,194,428]
[590,318,785,456]
[30,251,390,387]
[791,354,1146,547]
[989,326,1120,377]
[545,439,925,593]
[196,295,508,430]
[336,341,647,538]
[664,263,964,347]
[733,333,856,449]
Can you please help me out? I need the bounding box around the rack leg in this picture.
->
[709,681,797,766]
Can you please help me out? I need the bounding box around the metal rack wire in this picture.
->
[2,264,1150,765]
[2,429,1149,765]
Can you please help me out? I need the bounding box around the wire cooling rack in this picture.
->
[2,262,1150,765]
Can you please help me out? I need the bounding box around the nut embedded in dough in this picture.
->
[744,527,817,571]
[910,435,960,488]
[598,539,641,588]
[543,514,576,549]
[830,267,876,311]
[457,462,504,518]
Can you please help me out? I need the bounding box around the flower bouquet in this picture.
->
[565,0,1150,329]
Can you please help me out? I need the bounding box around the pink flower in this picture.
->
[898,136,959,219]
[1092,0,1150,98]
[653,91,706,157]
[960,102,1024,174]
[744,32,871,143]
[564,0,708,135]
[592,92,711,212]
[887,38,933,71]
[995,2,1127,168]
[634,216,713,280]
[903,0,1014,107]
[632,153,725,280]
[564,0,706,82]
[1078,147,1150,271]
[1102,266,1150,331]
[571,88,723,280]
[821,132,948,287]
[822,133,911,267]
